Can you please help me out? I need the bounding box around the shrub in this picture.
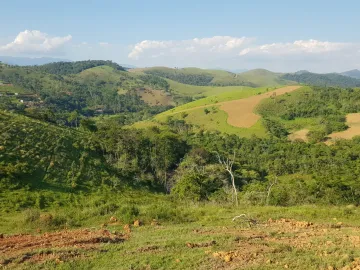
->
[23,208,40,224]
[117,205,140,224]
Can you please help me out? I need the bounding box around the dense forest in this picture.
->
[282,71,360,87]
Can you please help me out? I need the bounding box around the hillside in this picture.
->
[5,82,360,269]
[0,112,114,209]
[342,69,360,79]
[132,67,294,87]
[282,71,360,87]
[141,86,300,138]
[0,61,175,126]
[233,69,292,86]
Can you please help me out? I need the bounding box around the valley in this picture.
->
[3,61,360,269]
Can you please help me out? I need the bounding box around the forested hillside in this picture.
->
[282,71,360,87]
[0,61,173,126]
[28,60,126,75]
[137,67,292,87]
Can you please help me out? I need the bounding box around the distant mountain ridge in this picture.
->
[0,56,71,66]
[341,69,360,80]
[133,66,293,87]
[282,71,360,88]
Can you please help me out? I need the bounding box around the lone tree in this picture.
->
[216,151,238,206]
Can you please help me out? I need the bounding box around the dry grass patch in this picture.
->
[136,88,173,106]
[220,86,301,128]
[328,113,360,142]
[288,129,309,142]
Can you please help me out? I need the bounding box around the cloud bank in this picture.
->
[1,30,359,72]
[0,30,72,55]
[128,36,253,60]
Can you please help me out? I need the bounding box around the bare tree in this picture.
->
[216,151,238,206]
[265,174,278,206]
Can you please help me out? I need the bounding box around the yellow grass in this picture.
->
[328,113,360,142]
[288,129,309,141]
[137,88,174,106]
[219,86,302,128]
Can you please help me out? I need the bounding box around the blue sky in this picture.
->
[1,0,359,72]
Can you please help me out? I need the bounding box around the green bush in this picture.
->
[23,208,40,223]
[117,205,140,224]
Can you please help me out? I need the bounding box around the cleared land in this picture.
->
[157,87,271,117]
[328,113,360,141]
[137,88,173,106]
[220,85,301,128]
[288,129,309,141]
[160,86,301,128]
[2,206,360,269]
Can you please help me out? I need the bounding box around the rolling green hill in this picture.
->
[132,67,294,87]
[234,69,292,87]
[0,62,175,125]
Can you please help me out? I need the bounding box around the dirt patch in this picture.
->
[186,240,217,248]
[0,228,126,266]
[327,113,360,142]
[220,86,301,128]
[206,217,360,269]
[165,86,301,128]
[288,129,309,142]
[137,88,173,106]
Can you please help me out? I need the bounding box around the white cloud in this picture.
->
[128,36,253,60]
[239,39,349,56]
[99,42,110,47]
[0,30,72,55]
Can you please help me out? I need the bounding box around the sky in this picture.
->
[1,0,359,72]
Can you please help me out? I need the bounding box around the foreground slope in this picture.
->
[0,112,111,199]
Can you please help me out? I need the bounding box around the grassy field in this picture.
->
[167,79,254,99]
[148,86,301,138]
[2,197,360,269]
[157,86,272,117]
[161,106,268,137]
